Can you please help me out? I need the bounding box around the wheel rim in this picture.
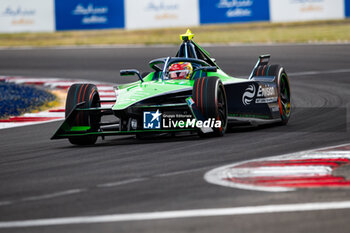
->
[280,73,291,118]
[217,85,227,131]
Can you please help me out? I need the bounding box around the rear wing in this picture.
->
[249,54,271,80]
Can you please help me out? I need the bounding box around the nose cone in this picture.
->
[112,80,193,110]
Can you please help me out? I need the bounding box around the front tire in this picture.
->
[193,76,228,137]
[65,83,101,145]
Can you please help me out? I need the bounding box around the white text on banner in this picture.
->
[0,0,55,33]
[270,0,345,22]
[125,0,199,30]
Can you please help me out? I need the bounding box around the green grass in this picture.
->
[0,19,349,47]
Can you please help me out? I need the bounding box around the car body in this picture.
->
[52,30,291,145]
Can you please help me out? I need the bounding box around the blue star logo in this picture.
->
[143,110,161,129]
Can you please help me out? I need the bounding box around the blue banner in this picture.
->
[55,0,124,30]
[199,0,270,24]
[346,0,350,17]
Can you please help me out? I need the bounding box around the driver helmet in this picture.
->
[168,62,193,79]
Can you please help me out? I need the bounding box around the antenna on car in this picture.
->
[180,29,194,42]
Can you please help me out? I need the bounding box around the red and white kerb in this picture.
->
[0,76,116,129]
[205,144,350,192]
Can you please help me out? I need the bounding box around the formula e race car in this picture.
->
[51,29,291,145]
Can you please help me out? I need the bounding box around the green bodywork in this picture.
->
[113,69,241,110]
[112,35,246,110]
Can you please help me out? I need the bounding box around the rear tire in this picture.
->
[193,76,228,137]
[65,83,101,145]
[253,64,291,125]
[276,66,291,125]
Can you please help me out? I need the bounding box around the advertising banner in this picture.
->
[270,0,345,22]
[55,0,124,31]
[199,0,270,24]
[125,0,199,30]
[346,0,350,17]
[0,0,55,33]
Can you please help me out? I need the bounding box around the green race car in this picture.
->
[52,30,291,145]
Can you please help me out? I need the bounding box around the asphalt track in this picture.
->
[1,44,350,233]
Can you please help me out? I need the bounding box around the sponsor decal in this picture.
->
[143,110,162,129]
[257,86,276,97]
[199,0,270,24]
[242,84,277,105]
[242,84,255,106]
[256,86,277,103]
[255,97,277,104]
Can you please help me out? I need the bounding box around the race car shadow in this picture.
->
[97,132,201,147]
[57,121,290,148]
[91,123,285,147]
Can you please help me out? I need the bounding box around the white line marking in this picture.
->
[21,189,84,202]
[225,166,331,178]
[23,112,64,117]
[156,167,211,177]
[0,118,63,130]
[0,201,13,206]
[288,69,350,77]
[1,201,350,228]
[97,178,147,188]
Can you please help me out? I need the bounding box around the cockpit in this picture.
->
[120,30,218,82]
[147,30,218,81]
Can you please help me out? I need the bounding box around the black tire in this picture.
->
[65,83,101,145]
[276,66,291,125]
[253,63,281,77]
[193,76,228,137]
[253,64,291,125]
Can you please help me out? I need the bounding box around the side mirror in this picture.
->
[120,69,143,82]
